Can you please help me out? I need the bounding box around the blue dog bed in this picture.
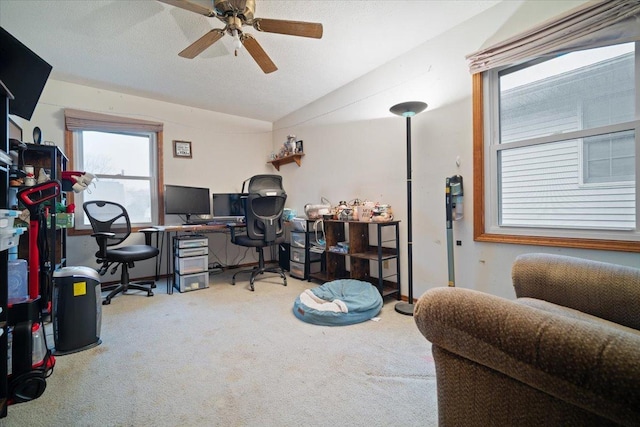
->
[293,279,383,326]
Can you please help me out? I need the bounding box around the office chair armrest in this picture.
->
[91,231,115,258]
[139,227,159,246]
[227,223,246,243]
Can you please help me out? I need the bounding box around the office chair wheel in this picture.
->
[147,290,154,297]
[102,298,111,305]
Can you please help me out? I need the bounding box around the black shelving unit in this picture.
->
[311,220,401,299]
[0,80,13,418]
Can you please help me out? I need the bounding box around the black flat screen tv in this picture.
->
[0,26,52,120]
[164,185,211,223]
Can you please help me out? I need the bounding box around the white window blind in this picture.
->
[64,108,163,133]
[466,0,640,74]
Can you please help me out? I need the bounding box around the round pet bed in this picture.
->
[293,279,383,326]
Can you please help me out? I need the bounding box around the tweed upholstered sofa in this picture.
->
[414,253,640,426]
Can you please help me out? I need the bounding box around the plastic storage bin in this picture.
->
[290,217,307,231]
[290,231,306,248]
[174,235,208,248]
[8,259,28,304]
[289,261,321,279]
[0,209,22,230]
[174,255,208,274]
[175,246,208,258]
[291,247,321,264]
[0,227,26,252]
[174,271,209,293]
[52,266,102,355]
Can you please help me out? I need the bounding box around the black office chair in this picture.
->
[83,201,159,305]
[230,174,288,291]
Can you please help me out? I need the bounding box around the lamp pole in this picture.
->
[390,101,427,316]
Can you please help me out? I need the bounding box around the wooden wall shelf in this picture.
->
[268,153,304,170]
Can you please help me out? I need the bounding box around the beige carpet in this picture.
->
[1,271,437,426]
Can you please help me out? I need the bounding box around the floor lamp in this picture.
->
[390,101,427,316]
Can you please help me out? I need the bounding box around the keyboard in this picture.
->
[208,221,240,226]
[185,219,211,225]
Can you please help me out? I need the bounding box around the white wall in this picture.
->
[12,80,274,282]
[273,0,640,301]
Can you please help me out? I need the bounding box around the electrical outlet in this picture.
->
[383,260,389,269]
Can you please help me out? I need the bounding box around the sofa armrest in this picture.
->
[414,287,640,426]
[512,253,640,330]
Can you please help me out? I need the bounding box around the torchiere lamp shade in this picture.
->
[390,101,428,117]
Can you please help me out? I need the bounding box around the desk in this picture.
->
[153,224,244,294]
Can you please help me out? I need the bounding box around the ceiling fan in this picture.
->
[158,0,323,73]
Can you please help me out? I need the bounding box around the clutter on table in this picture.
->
[303,197,394,222]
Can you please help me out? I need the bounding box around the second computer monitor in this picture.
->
[212,193,246,219]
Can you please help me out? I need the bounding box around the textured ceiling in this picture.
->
[0,0,500,123]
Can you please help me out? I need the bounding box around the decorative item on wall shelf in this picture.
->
[33,126,42,144]
[173,140,192,158]
[268,135,304,170]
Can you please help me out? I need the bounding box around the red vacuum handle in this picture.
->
[17,180,61,208]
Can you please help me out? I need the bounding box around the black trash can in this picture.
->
[52,266,102,355]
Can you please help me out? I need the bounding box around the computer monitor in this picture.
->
[212,193,246,220]
[0,27,52,120]
[164,185,210,223]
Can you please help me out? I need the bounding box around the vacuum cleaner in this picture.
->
[445,175,463,287]
[6,181,60,403]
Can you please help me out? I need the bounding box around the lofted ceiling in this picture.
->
[0,0,501,123]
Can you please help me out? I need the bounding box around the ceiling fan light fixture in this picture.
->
[231,29,242,55]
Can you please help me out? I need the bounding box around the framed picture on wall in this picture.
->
[173,140,192,158]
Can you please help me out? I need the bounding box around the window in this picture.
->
[64,109,163,234]
[475,41,639,250]
[74,130,158,228]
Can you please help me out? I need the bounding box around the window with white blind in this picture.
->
[471,2,640,251]
[63,109,163,233]
[488,42,638,235]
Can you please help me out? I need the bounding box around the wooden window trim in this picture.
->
[472,73,640,253]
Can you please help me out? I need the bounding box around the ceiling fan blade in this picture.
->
[157,0,216,17]
[242,34,277,74]
[179,29,225,58]
[253,18,323,39]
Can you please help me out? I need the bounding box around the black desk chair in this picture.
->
[83,201,159,305]
[230,174,287,291]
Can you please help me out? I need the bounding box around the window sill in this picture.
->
[474,232,640,253]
